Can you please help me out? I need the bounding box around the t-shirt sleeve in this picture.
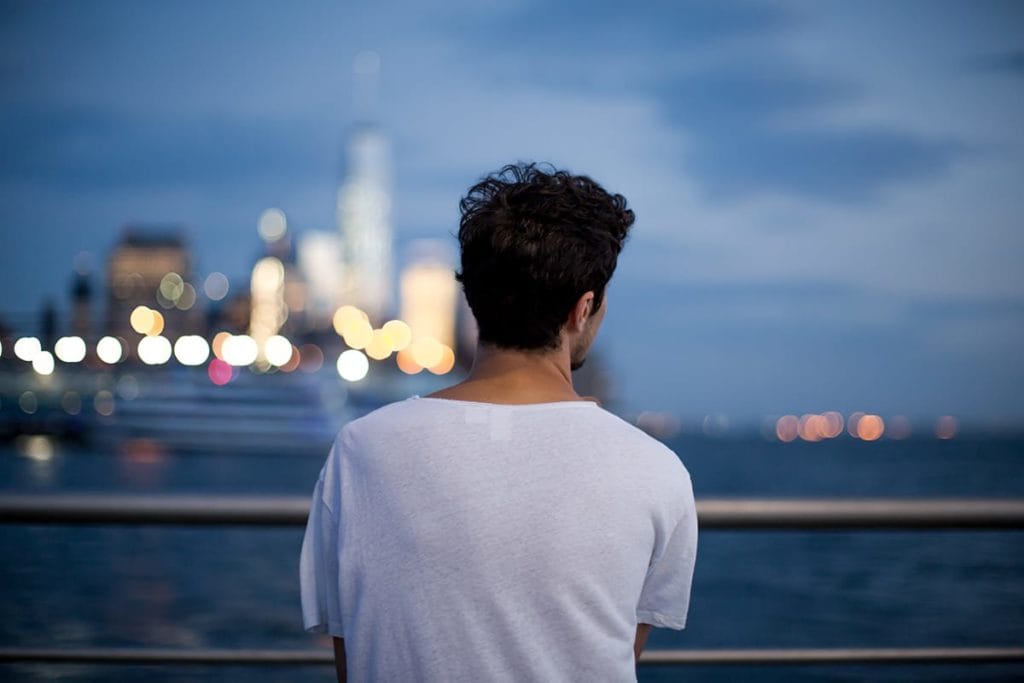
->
[299,464,344,637]
[636,471,698,630]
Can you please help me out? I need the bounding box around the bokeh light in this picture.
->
[365,329,394,360]
[856,414,885,441]
[96,336,124,364]
[208,358,233,386]
[342,318,374,350]
[337,349,369,382]
[159,272,185,302]
[936,415,958,440]
[116,375,140,400]
[13,337,41,362]
[264,335,293,367]
[148,310,165,336]
[19,391,37,414]
[299,344,323,373]
[175,282,197,310]
[410,337,444,369]
[395,348,422,374]
[62,391,82,415]
[258,208,287,242]
[775,415,799,442]
[17,434,53,461]
[333,305,369,336]
[54,336,87,363]
[173,335,210,366]
[888,415,913,439]
[427,344,455,375]
[130,305,152,334]
[382,319,412,351]
[798,414,823,442]
[846,411,866,438]
[204,272,230,301]
[222,335,259,367]
[94,390,115,416]
[211,331,231,360]
[279,345,301,372]
[32,351,55,375]
[821,411,844,438]
[138,336,172,365]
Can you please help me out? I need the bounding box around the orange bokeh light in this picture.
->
[821,411,844,438]
[211,331,231,360]
[775,415,799,442]
[936,415,958,440]
[395,348,422,375]
[279,345,301,373]
[857,414,885,441]
[427,345,456,375]
[299,344,323,373]
[798,414,822,442]
[847,411,866,437]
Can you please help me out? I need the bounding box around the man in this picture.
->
[301,162,697,681]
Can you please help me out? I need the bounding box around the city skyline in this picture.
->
[1,1,1022,424]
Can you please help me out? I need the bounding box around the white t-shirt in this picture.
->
[300,395,697,682]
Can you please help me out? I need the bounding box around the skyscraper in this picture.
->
[336,125,393,325]
[336,52,393,325]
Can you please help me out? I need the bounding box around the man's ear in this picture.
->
[569,291,595,331]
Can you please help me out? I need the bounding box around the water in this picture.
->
[1,432,1022,681]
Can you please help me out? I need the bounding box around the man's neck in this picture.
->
[426,342,585,405]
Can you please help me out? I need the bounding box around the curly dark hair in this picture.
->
[455,162,635,351]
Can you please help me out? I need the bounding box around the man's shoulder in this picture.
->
[590,408,688,463]
[336,397,421,441]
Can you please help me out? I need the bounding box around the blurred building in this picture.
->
[106,227,195,342]
[337,125,393,325]
[400,240,458,349]
[252,209,307,341]
[70,270,92,339]
[298,230,345,329]
[249,256,287,359]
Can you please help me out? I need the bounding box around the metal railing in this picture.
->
[2,494,1023,668]
[1,645,1023,666]
[3,494,1024,528]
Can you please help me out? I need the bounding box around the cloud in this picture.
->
[0,106,340,192]
[660,67,964,202]
[461,0,789,57]
[448,1,965,204]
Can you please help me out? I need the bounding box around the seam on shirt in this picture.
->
[319,428,353,523]
[305,619,345,638]
[636,609,687,630]
[646,467,695,572]
[647,510,685,573]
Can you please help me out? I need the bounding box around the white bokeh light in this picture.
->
[173,335,210,366]
[138,336,172,365]
[336,349,369,382]
[222,334,259,367]
[264,335,293,367]
[14,337,41,362]
[54,336,87,363]
[96,336,124,364]
[32,350,55,375]
[258,208,287,242]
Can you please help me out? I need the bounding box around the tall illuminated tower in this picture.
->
[336,51,393,324]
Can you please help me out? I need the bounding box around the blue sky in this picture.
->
[1,0,1022,426]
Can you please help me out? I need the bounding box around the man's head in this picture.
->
[455,162,635,368]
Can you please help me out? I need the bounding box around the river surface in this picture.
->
[1,427,1022,681]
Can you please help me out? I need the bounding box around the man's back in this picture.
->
[301,395,697,681]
